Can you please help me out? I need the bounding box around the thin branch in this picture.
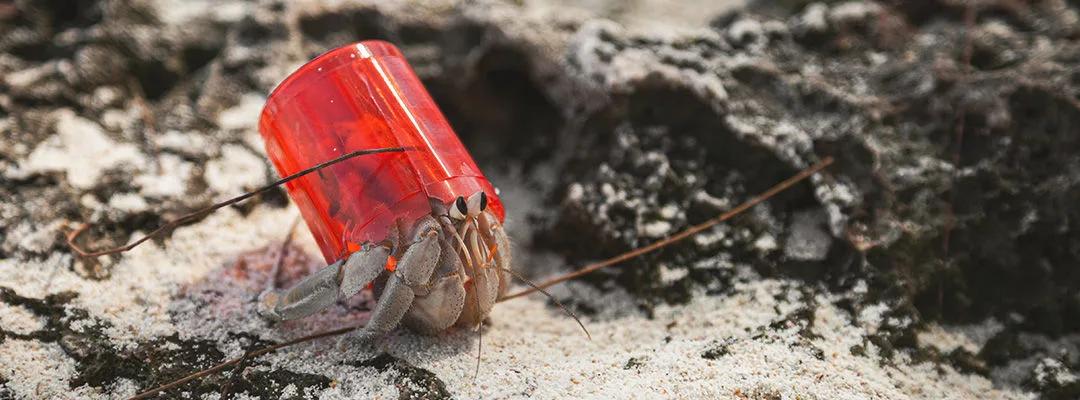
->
[499,157,834,302]
[67,147,411,257]
[129,325,362,400]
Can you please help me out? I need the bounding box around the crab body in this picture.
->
[256,41,511,338]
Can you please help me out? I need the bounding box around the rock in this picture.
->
[1030,357,1080,399]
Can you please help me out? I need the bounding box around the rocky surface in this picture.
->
[1,0,1079,399]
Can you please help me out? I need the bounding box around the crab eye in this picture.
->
[451,196,468,219]
[479,192,488,211]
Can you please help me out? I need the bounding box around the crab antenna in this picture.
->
[499,157,834,302]
[265,217,303,293]
[128,158,826,399]
[128,324,363,400]
[463,222,486,380]
[496,266,591,340]
[66,146,411,257]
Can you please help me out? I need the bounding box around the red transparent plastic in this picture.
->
[259,41,504,264]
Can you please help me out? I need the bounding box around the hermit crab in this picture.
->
[65,40,832,398]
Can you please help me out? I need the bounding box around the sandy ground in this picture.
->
[1,0,1067,399]
[1,135,1032,398]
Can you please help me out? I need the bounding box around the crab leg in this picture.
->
[258,243,390,321]
[354,216,443,343]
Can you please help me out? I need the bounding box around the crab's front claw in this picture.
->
[401,273,467,334]
[357,217,444,338]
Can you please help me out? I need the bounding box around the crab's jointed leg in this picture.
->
[257,243,390,321]
[257,207,513,344]
[258,214,468,343]
[355,216,448,342]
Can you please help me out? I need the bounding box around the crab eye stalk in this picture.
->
[464,191,487,217]
[451,196,468,219]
